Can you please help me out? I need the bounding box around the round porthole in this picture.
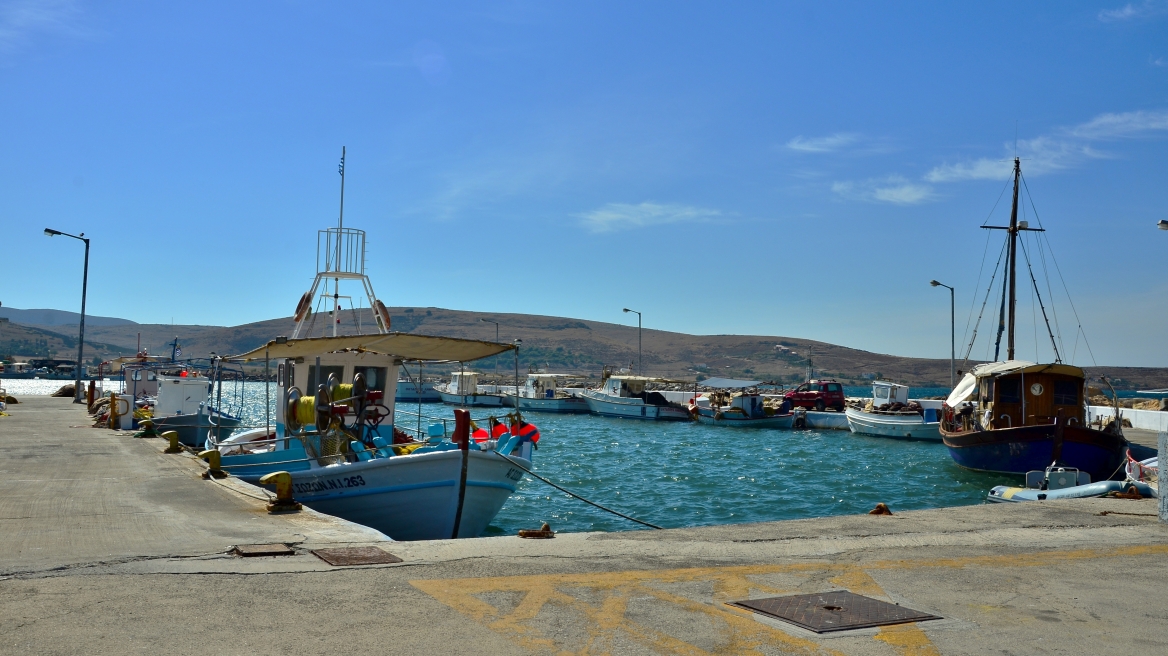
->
[1030,383,1044,396]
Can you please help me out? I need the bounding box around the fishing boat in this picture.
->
[688,377,793,428]
[845,381,940,440]
[217,335,530,540]
[152,371,241,448]
[498,373,589,413]
[939,158,1128,482]
[208,151,531,540]
[395,378,442,403]
[436,371,507,407]
[581,373,692,421]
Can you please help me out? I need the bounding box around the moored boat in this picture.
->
[437,371,507,407]
[581,373,692,421]
[688,377,793,428]
[498,373,589,413]
[845,381,940,441]
[939,158,1128,481]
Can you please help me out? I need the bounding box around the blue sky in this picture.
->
[1,1,1166,366]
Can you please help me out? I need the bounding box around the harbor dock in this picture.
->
[3,396,1167,654]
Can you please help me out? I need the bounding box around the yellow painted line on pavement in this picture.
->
[412,543,1168,655]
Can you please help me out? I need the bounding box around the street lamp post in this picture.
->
[930,280,955,388]
[45,228,89,403]
[623,308,641,376]
[480,318,500,381]
[513,339,522,413]
[1157,221,1167,523]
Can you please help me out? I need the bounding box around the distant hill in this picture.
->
[0,320,137,363]
[4,306,1167,389]
[0,307,137,327]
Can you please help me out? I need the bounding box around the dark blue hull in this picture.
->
[941,423,1128,482]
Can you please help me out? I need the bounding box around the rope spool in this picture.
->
[285,387,304,434]
[334,384,355,405]
[315,384,332,430]
[296,395,318,427]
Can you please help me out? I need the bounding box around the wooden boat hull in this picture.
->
[498,393,590,413]
[438,392,506,407]
[941,423,1128,481]
[581,390,692,421]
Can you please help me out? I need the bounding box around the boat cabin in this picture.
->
[155,374,213,418]
[946,361,1085,430]
[524,373,566,399]
[446,371,481,396]
[872,381,909,407]
[122,366,160,397]
[600,375,651,398]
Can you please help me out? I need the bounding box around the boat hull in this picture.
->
[845,408,941,441]
[941,423,1128,481]
[277,449,526,540]
[438,392,506,407]
[499,393,590,413]
[581,391,691,421]
[154,411,241,448]
[694,409,793,429]
[396,381,442,403]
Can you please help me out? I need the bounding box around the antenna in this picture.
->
[336,146,346,272]
[1014,121,1018,158]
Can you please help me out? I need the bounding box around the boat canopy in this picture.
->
[229,333,516,363]
[606,375,691,384]
[945,360,1087,406]
[698,377,760,389]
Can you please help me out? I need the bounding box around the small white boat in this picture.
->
[581,374,691,421]
[689,377,793,428]
[437,371,507,407]
[499,373,589,413]
[845,381,940,440]
[396,379,442,403]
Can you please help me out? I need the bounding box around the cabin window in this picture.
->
[1053,381,1079,405]
[999,378,1020,404]
[826,383,841,392]
[354,366,388,392]
[307,365,346,391]
[277,363,285,386]
[132,371,142,381]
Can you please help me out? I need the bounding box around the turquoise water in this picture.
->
[205,382,1007,536]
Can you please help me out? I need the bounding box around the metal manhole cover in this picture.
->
[311,546,403,566]
[728,590,940,633]
[233,543,295,557]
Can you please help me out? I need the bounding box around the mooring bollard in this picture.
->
[198,449,227,479]
[162,431,183,454]
[259,471,302,513]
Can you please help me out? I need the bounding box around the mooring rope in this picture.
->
[493,451,662,530]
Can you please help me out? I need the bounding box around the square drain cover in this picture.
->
[729,590,940,633]
[311,546,403,566]
[233,543,295,557]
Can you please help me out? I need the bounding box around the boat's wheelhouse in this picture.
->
[947,361,1087,432]
[276,350,400,440]
[447,371,480,396]
[601,376,646,399]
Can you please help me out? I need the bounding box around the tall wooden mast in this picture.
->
[1006,157,1020,360]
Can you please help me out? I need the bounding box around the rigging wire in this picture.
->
[1020,173,1097,366]
[959,228,995,358]
[961,238,1008,369]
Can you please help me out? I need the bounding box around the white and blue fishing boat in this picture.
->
[208,155,532,540]
[845,381,940,441]
[436,371,507,407]
[689,377,793,428]
[152,371,241,448]
[498,373,589,413]
[581,374,692,421]
[395,378,442,403]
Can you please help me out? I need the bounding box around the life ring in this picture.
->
[374,300,392,331]
[293,291,313,322]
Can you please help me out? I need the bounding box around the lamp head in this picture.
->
[623,308,630,313]
[1158,219,1168,231]
[929,280,941,287]
[44,228,61,236]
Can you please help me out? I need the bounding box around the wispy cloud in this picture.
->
[579,202,721,233]
[786,133,859,153]
[1066,109,1168,138]
[1154,56,1167,67]
[925,110,1168,182]
[0,0,83,51]
[1098,1,1168,22]
[831,176,934,205]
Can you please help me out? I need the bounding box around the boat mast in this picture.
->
[334,147,346,337]
[1006,157,1020,361]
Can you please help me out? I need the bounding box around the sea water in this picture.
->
[0,380,1064,535]
[210,381,1007,535]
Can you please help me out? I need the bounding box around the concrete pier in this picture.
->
[3,397,1167,654]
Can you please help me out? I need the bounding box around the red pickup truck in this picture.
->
[784,379,846,412]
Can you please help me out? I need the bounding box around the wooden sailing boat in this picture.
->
[939,158,1128,482]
